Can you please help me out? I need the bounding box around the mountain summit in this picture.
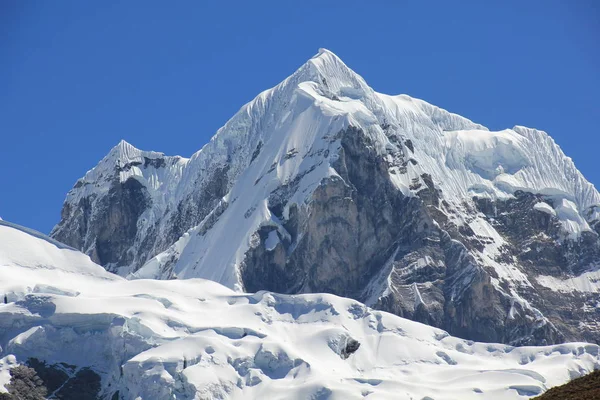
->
[51,49,600,346]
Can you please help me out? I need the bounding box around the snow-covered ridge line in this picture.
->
[512,125,600,212]
[62,139,189,203]
[0,219,76,251]
[0,222,120,284]
[122,50,599,221]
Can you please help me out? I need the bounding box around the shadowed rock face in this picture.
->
[340,338,360,359]
[53,177,150,270]
[166,165,230,247]
[94,178,150,266]
[474,193,600,344]
[240,126,571,345]
[1,359,102,400]
[52,162,231,273]
[240,126,423,298]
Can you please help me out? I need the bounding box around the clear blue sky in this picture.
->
[1,1,598,234]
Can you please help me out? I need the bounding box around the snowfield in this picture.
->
[1,222,598,399]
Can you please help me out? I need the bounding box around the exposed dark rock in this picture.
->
[52,196,93,254]
[197,200,229,236]
[474,192,600,343]
[241,226,302,293]
[242,126,420,298]
[167,165,230,246]
[4,364,47,400]
[53,156,233,273]
[250,141,263,163]
[52,177,151,270]
[54,368,101,400]
[23,358,102,400]
[340,338,361,359]
[143,157,166,169]
[94,177,150,266]
[26,358,71,394]
[116,161,142,172]
[284,148,298,159]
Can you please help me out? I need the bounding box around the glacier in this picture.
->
[1,221,599,399]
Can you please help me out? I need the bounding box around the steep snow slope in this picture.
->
[52,49,600,345]
[1,222,599,399]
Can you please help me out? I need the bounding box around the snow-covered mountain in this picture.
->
[51,49,600,346]
[1,221,599,399]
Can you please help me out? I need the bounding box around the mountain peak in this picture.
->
[104,139,168,166]
[308,48,347,75]
[310,48,344,66]
[108,139,141,161]
[52,50,600,350]
[277,48,371,97]
[116,138,133,148]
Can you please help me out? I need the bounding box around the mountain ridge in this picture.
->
[50,49,600,346]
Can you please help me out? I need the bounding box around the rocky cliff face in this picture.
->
[51,49,600,345]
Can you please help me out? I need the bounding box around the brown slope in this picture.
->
[534,370,600,400]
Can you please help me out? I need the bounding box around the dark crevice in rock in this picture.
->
[340,338,361,359]
[250,141,263,164]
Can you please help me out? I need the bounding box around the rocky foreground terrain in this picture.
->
[533,369,600,400]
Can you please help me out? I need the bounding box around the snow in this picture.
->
[533,202,556,216]
[554,198,591,238]
[264,230,280,251]
[0,222,119,288]
[0,220,77,251]
[536,270,600,293]
[436,125,596,237]
[0,356,17,393]
[444,129,530,180]
[2,222,599,399]
[64,140,187,201]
